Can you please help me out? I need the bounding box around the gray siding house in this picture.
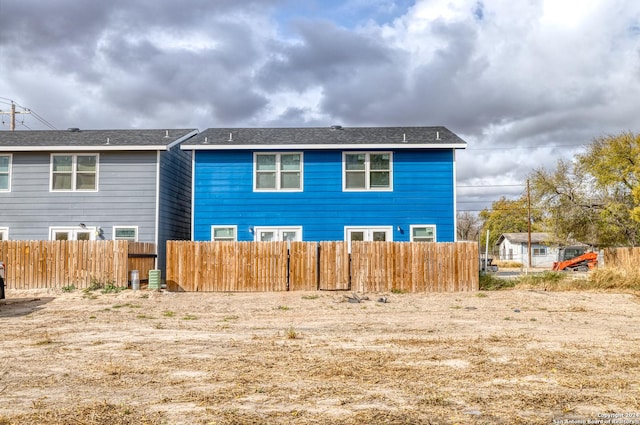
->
[0,128,198,274]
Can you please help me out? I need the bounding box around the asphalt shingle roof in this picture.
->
[182,126,467,149]
[0,129,198,151]
[497,233,558,245]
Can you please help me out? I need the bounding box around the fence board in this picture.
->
[0,240,131,289]
[164,240,478,293]
[603,247,640,270]
[318,241,350,290]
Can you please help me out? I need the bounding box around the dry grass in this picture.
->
[0,287,639,424]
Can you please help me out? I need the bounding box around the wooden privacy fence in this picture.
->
[603,247,640,271]
[166,241,479,293]
[128,242,157,282]
[0,241,157,289]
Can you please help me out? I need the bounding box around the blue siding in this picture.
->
[193,149,455,241]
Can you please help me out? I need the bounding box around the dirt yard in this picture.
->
[1,287,639,425]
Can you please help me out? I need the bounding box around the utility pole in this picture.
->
[527,179,532,269]
[0,102,31,131]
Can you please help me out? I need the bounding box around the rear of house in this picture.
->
[0,128,197,273]
[183,126,467,245]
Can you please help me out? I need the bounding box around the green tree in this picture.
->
[479,196,538,252]
[530,132,640,246]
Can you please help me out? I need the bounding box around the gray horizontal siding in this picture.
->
[0,151,157,241]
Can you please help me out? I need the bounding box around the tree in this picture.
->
[478,196,540,252]
[530,132,640,247]
[456,211,481,241]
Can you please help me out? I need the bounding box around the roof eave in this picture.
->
[0,145,169,152]
[181,143,467,151]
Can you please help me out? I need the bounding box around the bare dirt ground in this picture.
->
[1,287,639,425]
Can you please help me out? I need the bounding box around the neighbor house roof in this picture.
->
[0,129,199,151]
[496,232,559,246]
[181,126,467,150]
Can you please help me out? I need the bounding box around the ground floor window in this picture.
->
[0,227,8,240]
[211,226,237,241]
[50,226,96,241]
[533,247,547,256]
[253,226,302,242]
[114,226,138,241]
[410,225,436,242]
[344,226,393,252]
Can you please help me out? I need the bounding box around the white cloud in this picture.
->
[1,0,640,210]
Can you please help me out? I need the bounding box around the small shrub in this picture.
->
[101,284,126,294]
[182,314,197,320]
[301,294,319,300]
[390,288,406,294]
[61,285,76,293]
[494,260,523,268]
[163,311,175,317]
[276,305,290,311]
[286,326,298,339]
[479,274,516,290]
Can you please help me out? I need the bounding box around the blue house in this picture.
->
[182,126,467,245]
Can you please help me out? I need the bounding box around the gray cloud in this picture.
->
[2,0,640,211]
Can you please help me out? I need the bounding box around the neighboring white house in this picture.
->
[496,232,559,268]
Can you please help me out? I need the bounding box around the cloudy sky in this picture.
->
[1,0,639,211]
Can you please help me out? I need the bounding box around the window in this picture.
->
[410,225,436,242]
[533,247,547,256]
[50,226,96,241]
[343,152,392,191]
[51,154,98,191]
[253,226,302,242]
[345,226,393,252]
[114,226,138,241]
[0,154,11,191]
[254,153,302,191]
[0,227,8,240]
[211,226,237,241]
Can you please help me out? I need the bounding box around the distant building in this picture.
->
[496,232,559,268]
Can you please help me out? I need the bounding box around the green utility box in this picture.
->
[148,269,161,290]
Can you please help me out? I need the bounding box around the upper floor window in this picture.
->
[343,152,392,191]
[0,227,8,240]
[51,154,98,192]
[254,153,302,191]
[0,154,11,191]
[411,225,436,242]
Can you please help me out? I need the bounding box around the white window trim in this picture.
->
[113,226,139,242]
[211,225,238,242]
[344,226,393,252]
[253,152,303,192]
[49,226,97,241]
[0,227,8,240]
[533,247,547,256]
[410,225,437,242]
[0,154,12,192]
[253,226,303,242]
[50,153,99,192]
[342,151,393,192]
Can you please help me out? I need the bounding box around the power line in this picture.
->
[0,98,56,130]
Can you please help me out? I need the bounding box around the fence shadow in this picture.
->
[0,297,55,318]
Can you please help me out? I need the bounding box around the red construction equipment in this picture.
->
[552,246,598,272]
